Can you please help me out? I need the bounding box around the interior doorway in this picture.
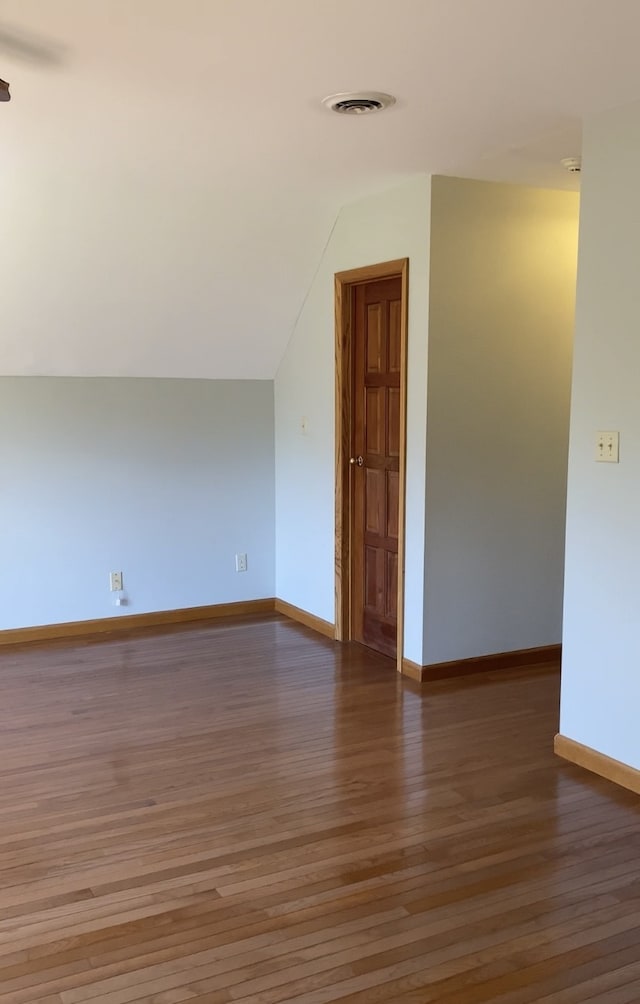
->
[334,259,408,670]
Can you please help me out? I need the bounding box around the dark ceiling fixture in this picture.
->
[0,18,70,104]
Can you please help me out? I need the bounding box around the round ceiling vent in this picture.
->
[561,157,582,174]
[322,91,396,115]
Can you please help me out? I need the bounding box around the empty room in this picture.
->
[1,2,640,1002]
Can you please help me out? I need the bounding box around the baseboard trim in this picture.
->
[0,599,276,648]
[401,644,561,683]
[0,597,337,651]
[1,604,555,676]
[274,599,336,640]
[400,658,424,682]
[554,734,640,796]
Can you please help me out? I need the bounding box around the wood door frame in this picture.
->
[334,258,409,673]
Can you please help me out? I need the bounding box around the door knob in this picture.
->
[350,456,364,467]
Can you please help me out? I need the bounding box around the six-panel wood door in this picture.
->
[351,276,402,658]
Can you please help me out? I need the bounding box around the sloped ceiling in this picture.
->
[1,0,639,378]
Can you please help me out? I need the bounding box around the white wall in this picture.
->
[274,177,431,663]
[561,101,640,768]
[425,177,579,664]
[0,378,274,629]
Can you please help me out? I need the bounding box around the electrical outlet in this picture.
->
[235,553,248,573]
[595,431,620,463]
[109,571,123,591]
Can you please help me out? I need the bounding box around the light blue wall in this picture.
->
[424,177,579,664]
[561,101,640,769]
[274,177,431,663]
[274,173,578,669]
[0,378,274,629]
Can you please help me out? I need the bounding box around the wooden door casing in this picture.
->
[351,276,402,658]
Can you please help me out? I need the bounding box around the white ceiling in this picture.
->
[1,0,639,379]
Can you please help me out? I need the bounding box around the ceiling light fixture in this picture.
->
[0,78,10,101]
[322,91,395,115]
[561,157,581,174]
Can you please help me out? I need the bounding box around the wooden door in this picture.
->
[351,276,402,658]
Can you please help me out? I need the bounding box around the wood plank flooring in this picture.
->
[0,614,638,1003]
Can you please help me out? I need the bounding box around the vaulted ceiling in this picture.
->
[2,0,639,378]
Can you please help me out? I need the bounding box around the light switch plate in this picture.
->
[595,431,620,463]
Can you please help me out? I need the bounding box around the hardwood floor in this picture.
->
[0,615,638,1003]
